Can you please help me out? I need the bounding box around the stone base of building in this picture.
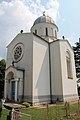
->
[17,94,79,106]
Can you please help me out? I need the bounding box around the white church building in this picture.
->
[4,13,78,104]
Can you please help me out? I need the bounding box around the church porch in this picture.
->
[4,66,24,102]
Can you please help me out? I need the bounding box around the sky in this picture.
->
[0,0,80,59]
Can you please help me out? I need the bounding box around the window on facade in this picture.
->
[55,30,57,38]
[66,51,73,79]
[46,27,48,36]
[35,29,37,35]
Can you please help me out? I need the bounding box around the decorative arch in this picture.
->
[66,50,73,79]
[6,71,14,80]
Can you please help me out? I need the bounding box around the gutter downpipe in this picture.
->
[22,70,25,101]
[48,43,53,103]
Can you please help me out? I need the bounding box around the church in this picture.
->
[4,13,78,104]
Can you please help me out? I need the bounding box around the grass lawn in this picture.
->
[20,103,80,120]
[0,108,10,120]
[1,103,80,120]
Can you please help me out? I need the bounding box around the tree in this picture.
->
[0,59,6,99]
[73,39,80,81]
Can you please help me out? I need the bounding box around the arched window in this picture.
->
[46,27,48,36]
[66,51,72,79]
[35,29,37,35]
[55,30,57,38]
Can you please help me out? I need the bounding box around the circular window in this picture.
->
[13,43,24,62]
[14,46,22,60]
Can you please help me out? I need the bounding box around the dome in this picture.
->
[33,14,55,25]
[31,13,58,42]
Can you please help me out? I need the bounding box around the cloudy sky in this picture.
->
[0,0,80,59]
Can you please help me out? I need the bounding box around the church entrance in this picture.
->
[5,67,24,102]
[11,81,15,100]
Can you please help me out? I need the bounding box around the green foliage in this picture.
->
[0,59,6,99]
[22,102,30,108]
[1,108,10,120]
[0,59,6,79]
[73,40,80,79]
[0,102,2,112]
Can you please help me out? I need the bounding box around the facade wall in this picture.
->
[33,36,50,103]
[50,41,63,101]
[59,40,78,101]
[17,70,23,101]
[6,33,33,103]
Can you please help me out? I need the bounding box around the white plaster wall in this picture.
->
[17,71,23,96]
[50,41,63,96]
[17,70,23,79]
[33,35,50,103]
[6,33,33,98]
[18,80,23,96]
[6,47,13,68]
[59,40,78,100]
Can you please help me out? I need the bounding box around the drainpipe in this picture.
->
[22,70,25,101]
[48,43,52,103]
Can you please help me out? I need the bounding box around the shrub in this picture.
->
[22,102,30,108]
